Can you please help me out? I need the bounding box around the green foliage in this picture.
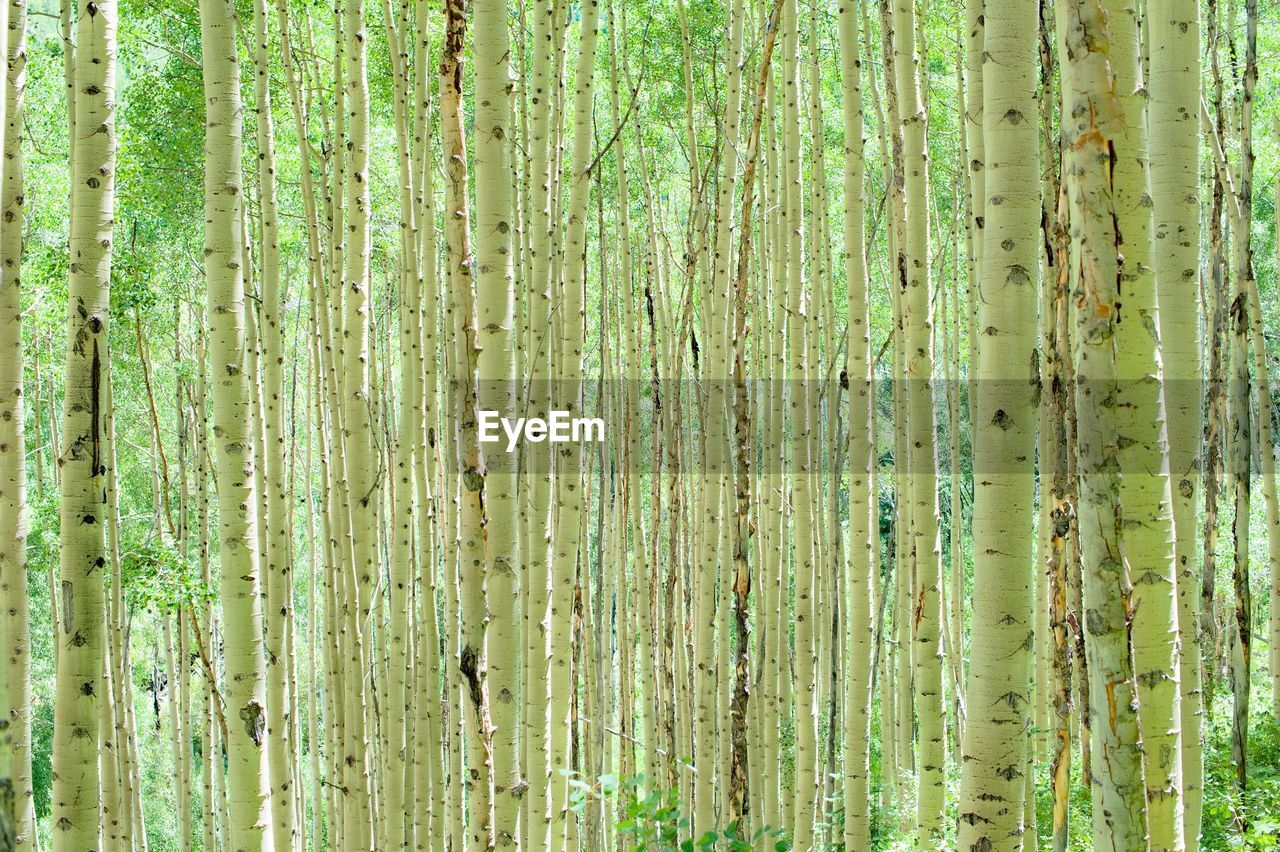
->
[118,530,212,614]
[1201,703,1280,849]
[29,701,52,823]
[567,773,787,850]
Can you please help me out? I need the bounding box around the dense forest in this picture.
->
[1,0,1279,849]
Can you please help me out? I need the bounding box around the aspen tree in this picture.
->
[865,4,911,804]
[1228,0,1258,806]
[318,43,353,843]
[803,20,837,837]
[250,0,297,846]
[107,348,150,852]
[0,2,32,848]
[411,6,447,847]
[887,0,945,836]
[604,0,659,799]
[549,0,600,844]
[688,0,723,807]
[1201,1,1259,796]
[50,1,114,848]
[474,0,522,839]
[1046,177,1076,852]
[1064,0,1151,844]
[302,396,323,852]
[521,0,563,841]
[837,0,874,841]
[1273,115,1280,729]
[1102,3,1186,843]
[173,306,194,852]
[963,0,983,389]
[1200,68,1226,724]
[758,72,787,830]
[890,259,914,807]
[440,0,496,844]
[192,317,220,852]
[780,0,820,844]
[98,384,123,850]
[944,176,965,750]
[698,0,745,826]
[381,3,418,847]
[955,0,1039,844]
[198,0,273,845]
[726,2,782,825]
[1226,233,1251,815]
[339,0,379,842]
[1033,5,1058,778]
[1148,0,1203,843]
[163,614,191,852]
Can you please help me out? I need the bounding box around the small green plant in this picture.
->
[566,772,788,850]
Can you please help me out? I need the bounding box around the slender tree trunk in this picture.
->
[440,0,496,845]
[1103,0,1186,844]
[1273,114,1280,731]
[198,0,273,845]
[520,0,561,843]
[0,3,33,848]
[548,0,600,845]
[474,0,522,838]
[339,1,378,844]
[888,0,945,838]
[51,2,115,848]
[250,1,298,846]
[381,3,419,848]
[780,0,821,844]
[955,0,1039,844]
[837,0,873,841]
[1149,0,1203,844]
[1064,2,1150,845]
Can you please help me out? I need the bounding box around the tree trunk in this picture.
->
[1149,0,1203,845]
[837,0,874,841]
[955,0,1039,844]
[1063,2,1150,845]
[0,2,32,847]
[198,0,273,845]
[51,2,114,848]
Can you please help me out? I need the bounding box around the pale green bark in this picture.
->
[837,0,873,841]
[1064,1,1151,845]
[888,0,945,838]
[0,2,32,847]
[1273,116,1280,735]
[250,0,297,846]
[474,0,522,839]
[780,0,819,844]
[1104,2,1185,845]
[440,0,495,845]
[198,0,273,845]
[411,5,445,846]
[695,0,744,827]
[340,1,377,844]
[1149,0,1203,845]
[381,2,419,847]
[520,0,561,843]
[549,0,600,844]
[51,2,114,848]
[955,0,1039,845]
